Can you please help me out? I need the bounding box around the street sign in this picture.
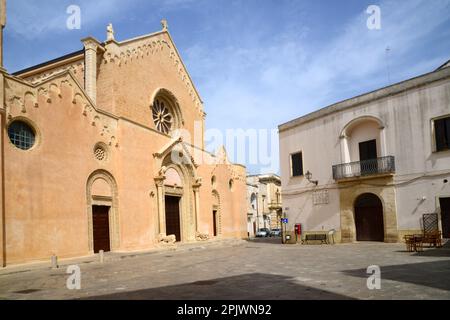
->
[281,218,288,224]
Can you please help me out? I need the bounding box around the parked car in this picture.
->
[270,229,282,237]
[255,228,271,238]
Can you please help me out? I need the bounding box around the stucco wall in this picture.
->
[279,68,450,237]
[2,30,247,266]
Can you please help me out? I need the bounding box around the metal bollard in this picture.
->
[99,250,104,264]
[51,254,58,269]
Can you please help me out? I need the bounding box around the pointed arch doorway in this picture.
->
[154,141,199,243]
[354,193,384,242]
[86,170,120,253]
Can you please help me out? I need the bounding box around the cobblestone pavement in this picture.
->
[0,239,449,300]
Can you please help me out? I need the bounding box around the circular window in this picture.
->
[8,120,36,150]
[152,98,173,134]
[94,143,108,162]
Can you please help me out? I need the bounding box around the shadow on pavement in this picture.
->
[244,238,284,246]
[342,260,450,292]
[395,240,450,257]
[413,239,450,257]
[82,273,355,300]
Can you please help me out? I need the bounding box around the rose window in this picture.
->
[152,99,173,134]
[94,144,107,161]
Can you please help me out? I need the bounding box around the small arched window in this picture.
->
[250,193,257,209]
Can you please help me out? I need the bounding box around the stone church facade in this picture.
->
[0,4,247,267]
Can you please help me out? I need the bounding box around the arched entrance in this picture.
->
[164,167,183,242]
[154,140,199,243]
[354,193,384,241]
[86,170,119,253]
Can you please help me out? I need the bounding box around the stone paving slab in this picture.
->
[0,239,449,300]
[0,238,245,276]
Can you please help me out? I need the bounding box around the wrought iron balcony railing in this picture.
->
[268,202,282,210]
[332,156,395,181]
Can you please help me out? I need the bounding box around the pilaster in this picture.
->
[155,176,166,235]
[81,37,104,105]
[193,181,202,234]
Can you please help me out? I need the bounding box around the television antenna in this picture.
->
[385,46,392,84]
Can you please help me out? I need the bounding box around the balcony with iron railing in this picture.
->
[268,201,282,211]
[332,156,396,181]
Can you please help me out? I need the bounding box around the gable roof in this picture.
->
[109,29,203,104]
[11,27,203,106]
[12,49,84,77]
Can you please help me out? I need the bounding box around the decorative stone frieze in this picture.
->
[101,34,204,117]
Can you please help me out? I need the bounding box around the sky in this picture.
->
[4,0,450,174]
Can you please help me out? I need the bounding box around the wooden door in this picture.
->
[165,196,181,242]
[359,140,378,175]
[213,210,218,237]
[355,194,384,242]
[440,198,450,238]
[92,205,111,253]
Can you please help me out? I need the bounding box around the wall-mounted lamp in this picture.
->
[305,171,318,186]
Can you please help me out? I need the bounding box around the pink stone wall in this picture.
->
[2,31,247,266]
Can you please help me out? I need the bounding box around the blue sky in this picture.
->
[4,0,450,174]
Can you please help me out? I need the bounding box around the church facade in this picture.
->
[0,6,247,266]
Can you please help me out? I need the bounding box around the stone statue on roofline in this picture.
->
[161,19,168,31]
[106,23,115,42]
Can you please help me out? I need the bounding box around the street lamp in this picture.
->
[305,171,318,186]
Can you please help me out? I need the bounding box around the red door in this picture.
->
[92,206,111,253]
[213,210,218,237]
[165,196,181,242]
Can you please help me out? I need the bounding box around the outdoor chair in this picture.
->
[404,235,415,252]
[414,235,424,252]
[422,230,443,248]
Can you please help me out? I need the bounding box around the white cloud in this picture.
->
[7,0,124,39]
[183,0,450,173]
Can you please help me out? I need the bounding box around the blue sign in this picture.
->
[281,218,288,224]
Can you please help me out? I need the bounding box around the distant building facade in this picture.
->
[246,174,282,237]
[279,59,450,243]
[0,2,247,267]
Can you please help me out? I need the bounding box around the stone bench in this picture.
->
[302,233,328,245]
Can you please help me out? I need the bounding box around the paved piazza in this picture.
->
[0,239,449,300]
